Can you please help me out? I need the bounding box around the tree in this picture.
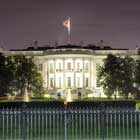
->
[0,53,15,96]
[8,55,44,97]
[134,57,140,97]
[97,54,120,98]
[97,54,134,98]
[135,57,140,85]
[0,53,7,96]
[118,56,134,98]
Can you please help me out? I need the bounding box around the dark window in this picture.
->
[67,77,71,87]
[67,63,71,70]
[38,64,43,71]
[85,77,88,87]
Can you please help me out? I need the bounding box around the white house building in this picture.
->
[1,44,139,98]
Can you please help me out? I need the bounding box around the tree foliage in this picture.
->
[0,53,13,96]
[134,57,140,98]
[135,57,140,86]
[0,54,44,97]
[117,56,134,98]
[11,55,44,96]
[97,54,134,98]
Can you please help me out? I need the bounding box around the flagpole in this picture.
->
[68,28,70,44]
[68,17,71,44]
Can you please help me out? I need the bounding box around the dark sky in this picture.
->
[0,0,140,50]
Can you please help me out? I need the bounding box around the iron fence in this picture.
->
[0,106,140,140]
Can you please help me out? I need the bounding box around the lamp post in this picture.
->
[22,103,26,140]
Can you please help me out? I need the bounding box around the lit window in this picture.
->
[85,77,88,87]
[50,63,54,73]
[85,63,89,71]
[67,77,71,87]
[58,63,61,71]
[38,64,43,71]
[77,63,80,71]
[96,63,100,87]
[67,63,71,70]
[59,77,61,88]
[50,78,54,87]
[77,77,80,87]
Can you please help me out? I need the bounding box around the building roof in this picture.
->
[11,44,128,51]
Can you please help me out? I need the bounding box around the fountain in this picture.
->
[23,85,29,102]
[66,88,72,103]
[64,88,73,140]
[22,84,30,140]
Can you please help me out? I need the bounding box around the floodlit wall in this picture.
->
[1,48,138,97]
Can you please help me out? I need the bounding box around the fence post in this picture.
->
[101,103,105,140]
[64,104,67,140]
[22,103,27,140]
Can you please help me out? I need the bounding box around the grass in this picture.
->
[0,97,140,103]
[0,98,64,103]
[75,97,140,102]
[136,101,140,110]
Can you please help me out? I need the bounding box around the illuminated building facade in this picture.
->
[1,45,139,98]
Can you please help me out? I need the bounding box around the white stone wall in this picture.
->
[1,48,138,97]
[35,54,94,90]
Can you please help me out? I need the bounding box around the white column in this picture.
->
[42,60,46,88]
[90,59,92,88]
[63,59,65,88]
[91,58,96,89]
[46,60,49,88]
[73,58,76,88]
[54,59,56,88]
[83,59,84,88]
[44,59,47,88]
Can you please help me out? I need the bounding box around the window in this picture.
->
[85,63,89,71]
[67,62,71,70]
[85,77,88,87]
[77,63,80,71]
[77,77,80,87]
[58,63,61,71]
[96,63,100,87]
[38,64,43,71]
[59,77,61,88]
[67,77,71,87]
[50,78,54,87]
[50,63,54,73]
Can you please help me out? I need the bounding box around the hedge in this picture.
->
[0,100,136,109]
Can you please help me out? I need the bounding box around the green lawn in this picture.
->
[0,98,139,102]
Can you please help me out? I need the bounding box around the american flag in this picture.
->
[63,17,70,33]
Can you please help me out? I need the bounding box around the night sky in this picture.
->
[0,0,140,50]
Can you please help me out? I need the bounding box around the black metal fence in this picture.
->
[0,106,140,140]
